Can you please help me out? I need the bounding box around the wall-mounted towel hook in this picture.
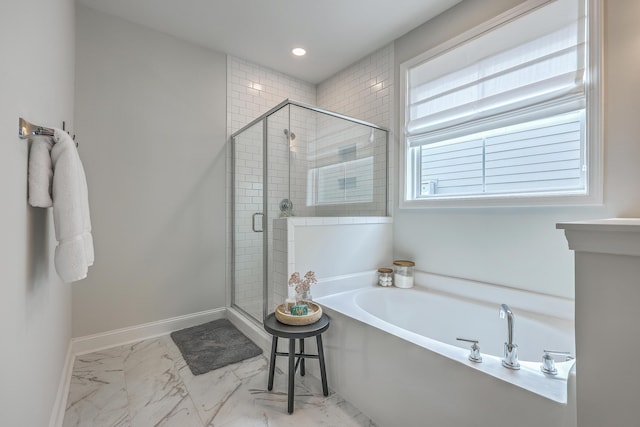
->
[19,118,78,147]
[62,121,76,142]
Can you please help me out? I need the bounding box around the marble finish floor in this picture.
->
[63,331,377,427]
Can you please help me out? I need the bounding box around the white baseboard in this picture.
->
[51,307,249,427]
[71,307,226,356]
[49,341,75,427]
[51,307,227,427]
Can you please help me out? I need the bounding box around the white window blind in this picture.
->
[403,0,592,202]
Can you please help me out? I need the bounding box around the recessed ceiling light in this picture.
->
[292,47,306,57]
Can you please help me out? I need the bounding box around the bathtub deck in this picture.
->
[315,281,575,404]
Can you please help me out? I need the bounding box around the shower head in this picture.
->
[284,129,296,140]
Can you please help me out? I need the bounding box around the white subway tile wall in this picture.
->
[317,44,394,214]
[310,114,387,216]
[228,44,394,317]
[227,56,317,135]
[227,56,316,320]
[287,106,317,218]
[317,44,393,128]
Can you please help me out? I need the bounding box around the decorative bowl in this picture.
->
[275,302,322,325]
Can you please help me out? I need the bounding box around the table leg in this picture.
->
[300,338,305,376]
[316,334,329,396]
[288,338,295,413]
[268,335,277,391]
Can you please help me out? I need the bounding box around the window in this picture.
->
[308,157,374,205]
[401,0,602,207]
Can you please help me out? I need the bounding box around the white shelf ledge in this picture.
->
[557,218,640,257]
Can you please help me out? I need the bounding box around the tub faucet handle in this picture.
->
[541,350,574,375]
[456,338,482,363]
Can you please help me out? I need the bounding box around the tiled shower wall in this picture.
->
[310,113,388,216]
[317,44,393,127]
[228,44,394,317]
[227,56,317,134]
[227,56,316,319]
[317,43,394,214]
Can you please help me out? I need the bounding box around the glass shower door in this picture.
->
[232,120,265,322]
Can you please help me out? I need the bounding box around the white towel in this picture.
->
[28,135,54,207]
[51,129,94,282]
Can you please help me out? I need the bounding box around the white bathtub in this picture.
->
[312,271,577,427]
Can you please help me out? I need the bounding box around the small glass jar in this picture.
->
[377,268,393,287]
[393,260,415,288]
[296,288,312,304]
[285,285,297,313]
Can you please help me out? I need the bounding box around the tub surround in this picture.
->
[314,272,575,403]
[272,217,392,311]
[309,272,576,427]
[557,218,640,427]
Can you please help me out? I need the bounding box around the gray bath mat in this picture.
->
[170,318,262,375]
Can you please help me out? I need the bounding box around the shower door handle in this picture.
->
[252,213,264,232]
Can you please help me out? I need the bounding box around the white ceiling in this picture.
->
[76,0,462,84]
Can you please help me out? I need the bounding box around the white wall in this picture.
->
[73,5,228,337]
[0,0,75,425]
[603,0,640,216]
[390,0,639,299]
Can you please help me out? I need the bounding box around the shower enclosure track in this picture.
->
[231,99,388,139]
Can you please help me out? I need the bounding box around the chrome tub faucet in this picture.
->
[500,304,520,370]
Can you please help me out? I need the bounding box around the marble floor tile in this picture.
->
[63,349,131,427]
[162,336,243,425]
[228,354,269,381]
[63,330,377,427]
[123,338,203,427]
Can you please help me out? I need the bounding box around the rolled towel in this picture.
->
[28,135,54,207]
[51,129,94,282]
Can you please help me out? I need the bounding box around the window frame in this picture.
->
[399,0,603,208]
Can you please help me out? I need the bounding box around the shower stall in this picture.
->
[231,99,388,324]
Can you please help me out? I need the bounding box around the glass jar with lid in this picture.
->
[377,268,393,287]
[393,260,415,288]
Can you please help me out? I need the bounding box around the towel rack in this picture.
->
[18,117,77,146]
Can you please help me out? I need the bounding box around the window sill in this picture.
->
[399,191,603,209]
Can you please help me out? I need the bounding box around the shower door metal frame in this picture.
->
[233,99,388,140]
[230,117,270,324]
[260,117,269,321]
[231,99,390,325]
